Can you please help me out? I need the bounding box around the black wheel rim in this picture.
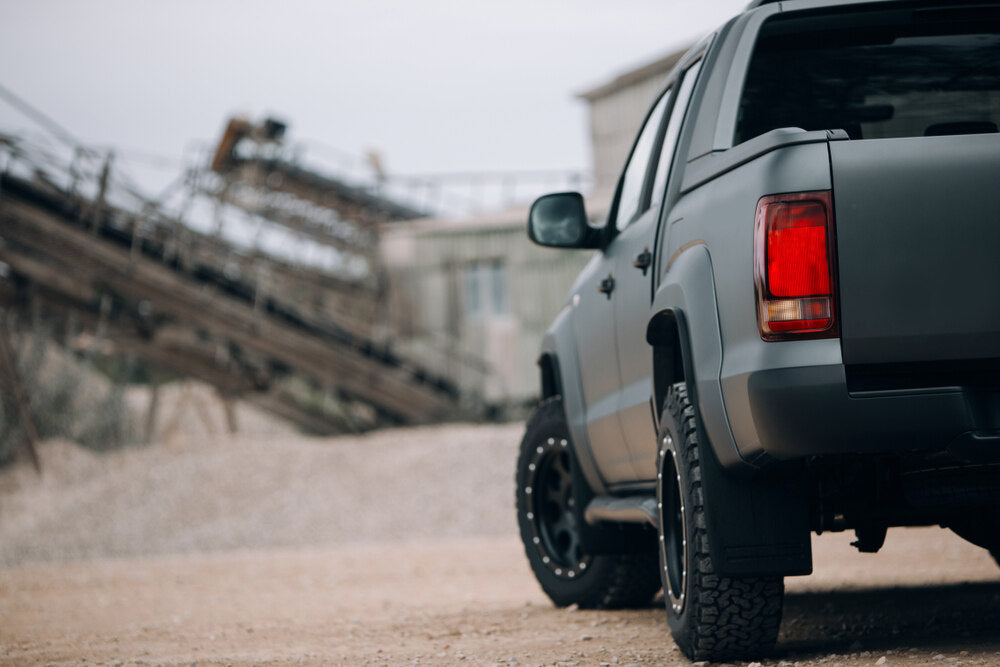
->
[659,437,687,613]
[525,435,589,579]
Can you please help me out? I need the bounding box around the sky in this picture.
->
[0,0,748,202]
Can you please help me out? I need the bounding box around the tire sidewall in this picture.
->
[516,397,616,607]
[656,390,696,646]
[655,383,785,661]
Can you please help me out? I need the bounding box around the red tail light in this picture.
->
[754,191,837,340]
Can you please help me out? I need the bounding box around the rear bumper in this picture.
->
[743,363,999,462]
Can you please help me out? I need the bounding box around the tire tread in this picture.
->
[664,382,783,661]
[516,396,660,610]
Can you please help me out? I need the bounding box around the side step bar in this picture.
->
[584,495,658,527]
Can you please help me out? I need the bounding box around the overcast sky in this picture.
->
[0,0,748,192]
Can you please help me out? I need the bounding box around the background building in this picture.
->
[380,204,603,413]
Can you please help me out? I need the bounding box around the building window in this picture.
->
[465,259,508,319]
[465,264,482,317]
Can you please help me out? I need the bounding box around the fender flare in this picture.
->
[538,305,608,496]
[646,244,811,576]
[645,243,746,471]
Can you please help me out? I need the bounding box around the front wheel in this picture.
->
[516,396,660,609]
[657,382,784,661]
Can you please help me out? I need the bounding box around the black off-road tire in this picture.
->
[657,382,784,661]
[516,396,661,609]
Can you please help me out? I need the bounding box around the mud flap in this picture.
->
[698,434,813,577]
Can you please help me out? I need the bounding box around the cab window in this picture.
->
[614,90,671,232]
[736,10,1000,143]
[651,60,702,206]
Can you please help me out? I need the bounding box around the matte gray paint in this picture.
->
[682,128,848,194]
[744,364,977,459]
[695,140,838,462]
[570,241,646,483]
[539,0,1000,481]
[831,134,1000,365]
[649,245,744,469]
[684,16,739,161]
[613,205,664,477]
[709,5,778,152]
[539,303,610,495]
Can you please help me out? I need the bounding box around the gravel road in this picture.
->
[1,384,998,666]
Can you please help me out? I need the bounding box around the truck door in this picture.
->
[571,89,671,484]
[614,60,702,482]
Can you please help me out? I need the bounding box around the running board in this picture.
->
[584,495,658,527]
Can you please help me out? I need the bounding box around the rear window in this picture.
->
[736,5,1000,144]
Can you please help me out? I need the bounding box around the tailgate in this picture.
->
[831,134,1000,365]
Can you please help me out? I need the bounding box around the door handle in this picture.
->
[632,246,652,276]
[598,273,615,299]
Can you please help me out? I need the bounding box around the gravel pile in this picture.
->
[0,382,524,567]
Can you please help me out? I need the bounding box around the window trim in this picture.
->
[606,51,708,239]
[609,87,674,234]
[650,58,704,215]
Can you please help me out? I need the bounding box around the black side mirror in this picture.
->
[527,192,602,249]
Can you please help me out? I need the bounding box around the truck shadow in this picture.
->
[777,581,1000,656]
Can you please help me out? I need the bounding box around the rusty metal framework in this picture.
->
[0,118,465,436]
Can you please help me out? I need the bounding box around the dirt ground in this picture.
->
[1,384,999,666]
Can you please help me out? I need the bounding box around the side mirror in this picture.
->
[527,192,602,249]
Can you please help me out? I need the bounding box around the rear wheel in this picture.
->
[516,396,660,609]
[657,382,784,661]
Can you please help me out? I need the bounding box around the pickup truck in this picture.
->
[516,0,1000,660]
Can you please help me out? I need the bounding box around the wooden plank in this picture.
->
[217,184,372,254]
[0,249,94,303]
[0,201,457,422]
[235,160,424,224]
[5,169,380,334]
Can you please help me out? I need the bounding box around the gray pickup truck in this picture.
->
[516,0,1000,660]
